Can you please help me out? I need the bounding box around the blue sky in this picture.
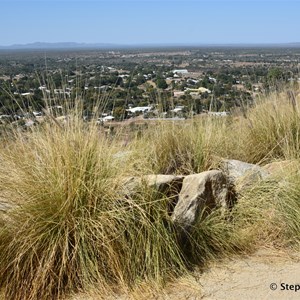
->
[1,0,299,45]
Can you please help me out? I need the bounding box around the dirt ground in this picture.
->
[72,248,300,300]
[196,248,300,300]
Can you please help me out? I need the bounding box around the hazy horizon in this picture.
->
[1,41,300,47]
[1,0,300,46]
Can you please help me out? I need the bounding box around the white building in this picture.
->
[172,69,188,74]
[126,106,152,114]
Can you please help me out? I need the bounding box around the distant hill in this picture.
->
[0,42,300,50]
[0,42,119,50]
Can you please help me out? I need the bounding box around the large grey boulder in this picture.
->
[220,159,269,193]
[172,170,234,231]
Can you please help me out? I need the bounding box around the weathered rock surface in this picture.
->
[146,175,185,214]
[144,175,184,192]
[220,159,269,181]
[122,175,184,215]
[172,170,233,230]
[122,174,184,197]
[220,159,269,193]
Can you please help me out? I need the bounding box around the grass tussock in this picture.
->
[0,117,187,300]
[232,173,300,250]
[135,117,234,175]
[142,121,207,174]
[234,90,300,163]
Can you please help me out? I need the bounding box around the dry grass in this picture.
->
[0,116,188,299]
[0,86,300,299]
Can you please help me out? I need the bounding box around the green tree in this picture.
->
[156,78,168,89]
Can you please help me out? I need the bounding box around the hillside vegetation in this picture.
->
[0,87,300,299]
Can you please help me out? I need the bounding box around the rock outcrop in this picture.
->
[121,159,284,233]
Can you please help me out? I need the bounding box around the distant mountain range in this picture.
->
[0,42,120,50]
[0,42,300,50]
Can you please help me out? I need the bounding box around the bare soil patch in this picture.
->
[198,248,300,300]
[72,248,300,300]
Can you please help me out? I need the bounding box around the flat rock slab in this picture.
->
[122,174,184,196]
[143,175,184,192]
